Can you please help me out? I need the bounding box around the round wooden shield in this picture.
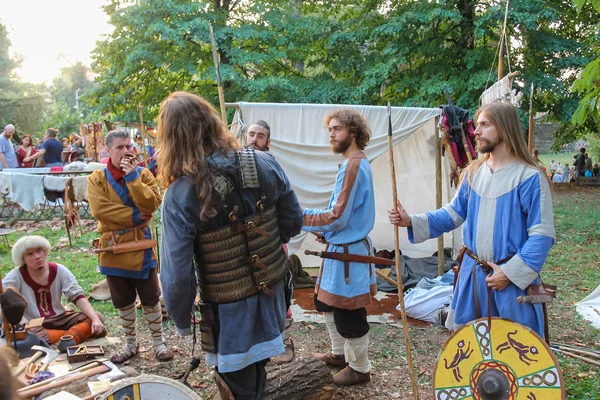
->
[433,317,565,400]
[100,375,201,400]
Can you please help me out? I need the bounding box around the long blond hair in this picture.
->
[463,102,542,184]
[157,91,240,220]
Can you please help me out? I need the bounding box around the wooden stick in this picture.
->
[551,342,600,354]
[551,348,600,367]
[63,178,72,247]
[375,269,399,288]
[138,104,148,168]
[435,116,444,276]
[551,344,600,360]
[17,360,103,393]
[209,24,228,127]
[387,102,420,400]
[18,364,110,398]
[498,0,511,80]
[528,83,535,153]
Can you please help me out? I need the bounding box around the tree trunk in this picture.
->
[457,0,475,50]
[264,357,335,400]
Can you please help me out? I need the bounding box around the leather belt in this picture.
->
[458,246,512,326]
[327,238,371,285]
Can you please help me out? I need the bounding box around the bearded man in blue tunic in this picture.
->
[158,92,302,400]
[389,102,554,338]
[302,109,376,386]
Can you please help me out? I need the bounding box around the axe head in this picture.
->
[31,345,59,365]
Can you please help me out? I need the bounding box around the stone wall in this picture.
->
[533,121,558,152]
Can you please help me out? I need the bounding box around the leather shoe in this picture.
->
[313,351,347,367]
[333,366,371,386]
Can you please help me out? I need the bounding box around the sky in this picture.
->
[1,0,114,84]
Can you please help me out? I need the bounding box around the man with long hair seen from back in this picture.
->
[388,102,555,338]
[158,92,303,400]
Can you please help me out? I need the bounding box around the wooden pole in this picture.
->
[435,117,444,276]
[209,24,228,127]
[498,0,510,80]
[387,103,420,400]
[528,83,535,153]
[138,104,148,168]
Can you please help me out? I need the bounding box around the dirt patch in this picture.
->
[95,317,448,399]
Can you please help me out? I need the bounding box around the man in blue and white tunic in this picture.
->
[303,109,376,386]
[158,92,302,400]
[389,102,554,338]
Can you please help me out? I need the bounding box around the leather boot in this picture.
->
[333,366,371,386]
[313,351,347,367]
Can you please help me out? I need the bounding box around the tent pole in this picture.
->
[435,117,444,276]
[387,103,420,400]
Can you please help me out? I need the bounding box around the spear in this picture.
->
[209,24,228,127]
[387,102,420,399]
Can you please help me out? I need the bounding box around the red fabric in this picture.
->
[50,166,63,172]
[107,158,126,187]
[16,147,37,168]
[19,262,59,318]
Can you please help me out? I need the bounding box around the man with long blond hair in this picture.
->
[158,92,302,400]
[302,108,376,386]
[389,102,554,338]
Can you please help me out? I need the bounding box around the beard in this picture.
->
[250,142,267,151]
[330,135,353,154]
[476,137,501,154]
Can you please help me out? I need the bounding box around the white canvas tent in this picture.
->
[232,102,461,267]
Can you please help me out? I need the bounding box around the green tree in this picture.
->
[89,0,598,144]
[0,21,46,135]
[571,0,600,130]
[42,62,99,136]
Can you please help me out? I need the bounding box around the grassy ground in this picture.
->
[538,151,581,169]
[1,185,599,398]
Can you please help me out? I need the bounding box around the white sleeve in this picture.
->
[58,264,85,303]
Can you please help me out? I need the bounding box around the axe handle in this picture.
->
[17,360,102,393]
[517,295,554,304]
[18,364,110,397]
[12,351,43,377]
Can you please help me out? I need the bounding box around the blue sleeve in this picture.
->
[159,187,197,335]
[408,175,469,243]
[41,141,50,151]
[302,159,361,233]
[501,172,555,290]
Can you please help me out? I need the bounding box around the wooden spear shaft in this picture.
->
[387,102,420,400]
[138,104,148,168]
[209,24,228,127]
[435,116,444,276]
[528,83,535,153]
